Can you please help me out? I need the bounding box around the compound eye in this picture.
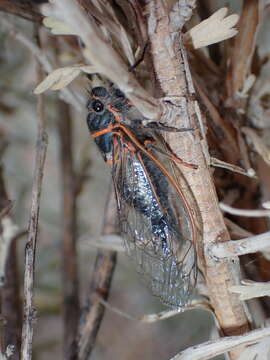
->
[92,99,104,113]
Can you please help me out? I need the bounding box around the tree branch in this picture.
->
[145,2,251,358]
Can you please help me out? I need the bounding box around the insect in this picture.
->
[86,85,200,308]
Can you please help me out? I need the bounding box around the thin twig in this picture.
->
[1,239,21,360]
[57,99,79,359]
[224,218,253,240]
[209,231,270,259]
[210,157,256,178]
[0,167,22,360]
[139,299,212,323]
[79,234,124,253]
[95,296,136,321]
[220,202,270,218]
[95,296,212,323]
[230,280,270,300]
[20,48,48,360]
[77,185,117,360]
[171,326,270,360]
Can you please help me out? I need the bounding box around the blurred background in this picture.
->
[0,12,216,360]
[1,0,270,359]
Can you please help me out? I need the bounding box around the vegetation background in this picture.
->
[0,1,270,360]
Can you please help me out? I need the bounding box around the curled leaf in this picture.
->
[185,7,239,49]
[34,65,96,94]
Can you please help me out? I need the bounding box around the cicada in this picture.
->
[86,85,200,308]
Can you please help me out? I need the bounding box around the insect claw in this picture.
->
[173,157,198,169]
[144,122,195,133]
[128,42,149,72]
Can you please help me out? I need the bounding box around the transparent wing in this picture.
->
[112,133,201,308]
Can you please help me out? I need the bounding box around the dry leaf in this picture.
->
[34,65,96,94]
[185,7,239,49]
[39,0,159,120]
[43,16,78,36]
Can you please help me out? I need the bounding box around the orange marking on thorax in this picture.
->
[107,105,123,123]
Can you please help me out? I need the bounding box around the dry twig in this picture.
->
[20,47,48,360]
[220,202,270,218]
[230,280,270,301]
[171,325,270,360]
[209,231,270,259]
[0,170,22,360]
[77,186,117,360]
[57,100,79,359]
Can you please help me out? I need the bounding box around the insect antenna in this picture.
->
[128,42,149,72]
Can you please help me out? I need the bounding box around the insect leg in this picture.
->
[144,143,198,169]
[145,121,195,133]
[128,42,149,72]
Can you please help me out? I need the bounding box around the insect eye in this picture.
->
[92,99,104,113]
